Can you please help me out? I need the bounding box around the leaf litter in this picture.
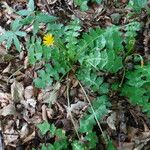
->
[0,0,150,149]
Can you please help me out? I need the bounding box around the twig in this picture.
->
[66,76,80,140]
[78,80,107,140]
[7,66,24,85]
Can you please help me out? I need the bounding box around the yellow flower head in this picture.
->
[43,34,54,46]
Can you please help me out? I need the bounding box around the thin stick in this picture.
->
[78,80,106,140]
[7,66,23,85]
[66,77,80,140]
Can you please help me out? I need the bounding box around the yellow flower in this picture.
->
[43,34,54,46]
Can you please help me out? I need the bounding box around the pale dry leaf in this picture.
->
[20,123,29,139]
[4,120,14,130]
[26,98,36,108]
[0,45,7,55]
[2,63,11,73]
[71,80,79,88]
[107,112,116,130]
[120,142,134,150]
[46,107,54,119]
[21,98,36,116]
[23,131,35,144]
[40,82,61,104]
[0,26,5,35]
[69,101,87,115]
[4,128,18,145]
[11,80,24,103]
[24,86,34,99]
[24,56,28,69]
[19,51,24,60]
[42,104,47,121]
[47,0,57,4]
[0,104,16,116]
[0,92,11,107]
[1,1,14,14]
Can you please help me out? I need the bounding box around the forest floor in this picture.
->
[0,0,150,150]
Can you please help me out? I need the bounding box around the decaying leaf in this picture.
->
[20,123,29,139]
[69,101,88,115]
[0,92,11,107]
[24,86,34,99]
[107,112,116,130]
[38,82,61,104]
[11,80,24,103]
[0,104,16,116]
[2,63,11,73]
[4,127,18,146]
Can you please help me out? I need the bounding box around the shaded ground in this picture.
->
[0,0,150,150]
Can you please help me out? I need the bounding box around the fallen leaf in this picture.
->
[24,86,34,99]
[2,63,11,73]
[11,80,24,103]
[0,104,16,116]
[107,112,116,130]
[20,123,29,139]
[38,82,60,104]
[23,131,35,144]
[4,128,18,146]
[0,92,11,107]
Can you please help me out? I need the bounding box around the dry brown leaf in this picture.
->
[0,92,11,107]
[68,101,87,116]
[24,56,28,69]
[42,104,48,121]
[4,128,18,146]
[107,112,116,130]
[47,0,57,4]
[11,80,24,103]
[0,45,7,55]
[46,107,54,119]
[119,142,134,150]
[23,131,35,144]
[38,82,60,104]
[20,123,29,139]
[0,104,16,116]
[24,86,34,99]
[21,98,36,117]
[1,1,14,14]
[2,63,11,73]
[0,26,5,35]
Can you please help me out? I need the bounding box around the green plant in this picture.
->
[37,122,68,150]
[79,96,110,133]
[124,22,141,55]
[3,0,150,149]
[121,64,150,117]
[74,0,103,11]
[0,19,26,51]
[127,0,148,12]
